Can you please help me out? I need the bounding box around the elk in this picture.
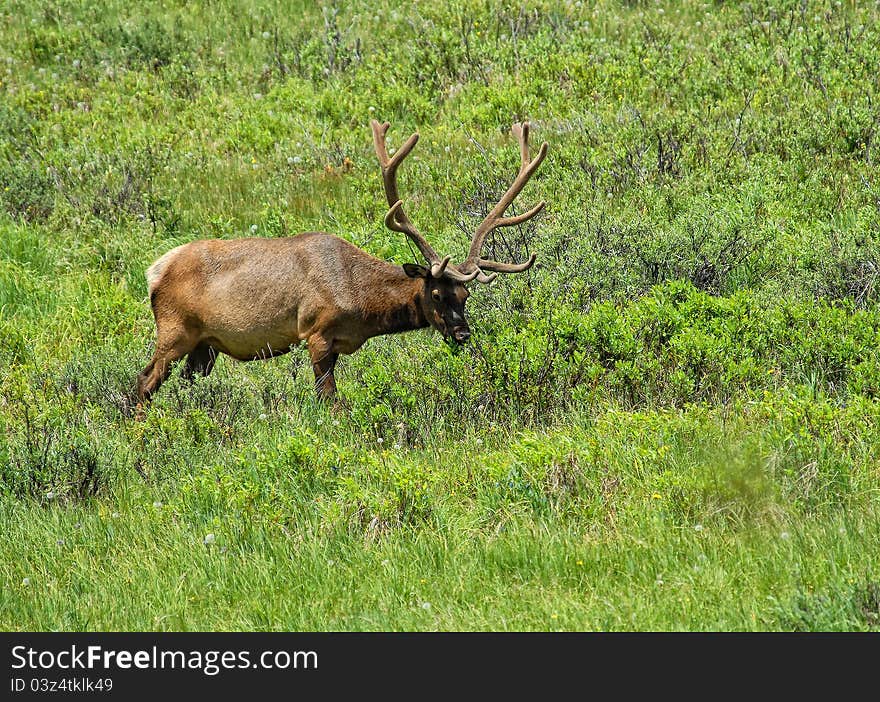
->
[136,119,548,405]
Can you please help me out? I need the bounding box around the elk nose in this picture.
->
[453,327,471,343]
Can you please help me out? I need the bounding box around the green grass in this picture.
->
[2,0,880,630]
[2,504,878,631]
[3,400,880,631]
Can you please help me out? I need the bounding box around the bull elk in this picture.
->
[136,119,548,405]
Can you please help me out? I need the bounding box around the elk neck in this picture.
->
[357,265,429,338]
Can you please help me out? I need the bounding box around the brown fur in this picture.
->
[137,232,469,403]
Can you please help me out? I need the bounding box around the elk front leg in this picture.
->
[308,335,338,400]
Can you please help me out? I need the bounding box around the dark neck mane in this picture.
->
[359,265,428,338]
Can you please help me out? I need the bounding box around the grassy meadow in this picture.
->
[2,0,880,630]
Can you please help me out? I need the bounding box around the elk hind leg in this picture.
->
[181,343,217,382]
[137,329,199,404]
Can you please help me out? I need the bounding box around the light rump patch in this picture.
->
[145,245,186,297]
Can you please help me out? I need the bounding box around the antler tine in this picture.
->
[371,119,444,269]
[371,120,420,195]
[432,256,450,278]
[382,203,454,278]
[512,122,530,170]
[477,253,537,274]
[382,200,409,234]
[460,121,548,283]
[449,266,481,283]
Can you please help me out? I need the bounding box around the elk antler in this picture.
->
[371,119,547,285]
[459,121,547,284]
[371,120,479,283]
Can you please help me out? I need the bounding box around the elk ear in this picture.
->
[402,263,429,279]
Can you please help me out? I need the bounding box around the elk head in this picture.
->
[371,118,548,345]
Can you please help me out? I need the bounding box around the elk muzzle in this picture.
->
[451,325,471,344]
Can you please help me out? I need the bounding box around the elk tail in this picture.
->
[145,245,185,300]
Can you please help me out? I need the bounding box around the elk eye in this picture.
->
[431,290,442,302]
